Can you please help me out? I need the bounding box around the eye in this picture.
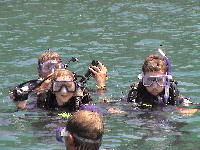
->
[67,84,72,88]
[44,64,51,69]
[158,77,166,82]
[148,77,155,82]
[55,63,62,69]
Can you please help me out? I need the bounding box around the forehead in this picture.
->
[41,60,60,64]
[56,75,73,81]
[144,71,165,76]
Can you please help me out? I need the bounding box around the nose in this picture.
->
[151,81,158,87]
[60,86,68,94]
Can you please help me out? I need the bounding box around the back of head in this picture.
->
[66,110,104,150]
[38,49,61,65]
[142,54,167,74]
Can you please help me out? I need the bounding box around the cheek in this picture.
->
[55,92,60,98]
[146,87,152,92]
[146,86,164,92]
[157,86,165,92]
[55,91,73,98]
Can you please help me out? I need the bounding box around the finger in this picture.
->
[88,67,97,74]
[90,66,101,72]
[97,61,107,72]
[97,61,103,68]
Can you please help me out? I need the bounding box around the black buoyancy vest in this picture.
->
[37,90,92,111]
[127,80,181,108]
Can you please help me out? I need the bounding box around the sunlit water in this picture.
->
[1,0,200,150]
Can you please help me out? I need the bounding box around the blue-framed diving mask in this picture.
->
[56,127,102,144]
[138,74,172,87]
[142,75,167,87]
[52,80,77,93]
[39,61,64,73]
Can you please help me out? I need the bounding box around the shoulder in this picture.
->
[127,82,140,102]
[130,82,140,89]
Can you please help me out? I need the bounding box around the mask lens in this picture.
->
[143,76,166,87]
[40,62,64,73]
[143,77,154,86]
[54,63,64,70]
[53,81,76,93]
[156,76,166,86]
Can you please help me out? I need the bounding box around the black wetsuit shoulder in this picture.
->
[37,90,93,111]
[127,80,185,108]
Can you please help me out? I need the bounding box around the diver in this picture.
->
[36,69,93,111]
[10,50,108,110]
[126,48,192,109]
[10,50,64,108]
[56,110,104,150]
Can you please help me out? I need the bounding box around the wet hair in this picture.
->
[142,54,167,74]
[38,49,62,65]
[51,69,74,81]
[66,110,104,150]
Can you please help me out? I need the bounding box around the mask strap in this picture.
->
[56,127,101,144]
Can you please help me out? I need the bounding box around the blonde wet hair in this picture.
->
[51,69,74,81]
[38,49,61,65]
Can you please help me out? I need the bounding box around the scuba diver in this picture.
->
[126,48,192,109]
[56,110,104,150]
[10,49,108,110]
[10,50,63,108]
[37,69,93,111]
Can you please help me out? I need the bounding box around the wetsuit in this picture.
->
[37,89,93,111]
[126,80,186,109]
[11,79,93,111]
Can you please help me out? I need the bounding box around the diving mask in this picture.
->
[39,61,64,73]
[56,127,102,144]
[52,80,77,93]
[138,74,172,87]
[142,75,167,87]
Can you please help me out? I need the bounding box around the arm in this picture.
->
[10,84,31,109]
[169,80,193,106]
[10,78,51,109]
[170,81,197,115]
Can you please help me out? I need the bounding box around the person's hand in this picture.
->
[176,107,198,116]
[35,78,52,92]
[89,61,108,89]
[107,107,124,114]
[14,101,27,109]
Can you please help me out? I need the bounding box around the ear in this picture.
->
[65,134,75,150]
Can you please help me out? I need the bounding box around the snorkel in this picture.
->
[137,47,172,104]
[157,47,172,104]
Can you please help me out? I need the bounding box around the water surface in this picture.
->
[1,0,200,150]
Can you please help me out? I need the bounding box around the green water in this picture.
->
[1,0,200,149]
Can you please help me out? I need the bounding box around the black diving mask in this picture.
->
[52,80,77,93]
